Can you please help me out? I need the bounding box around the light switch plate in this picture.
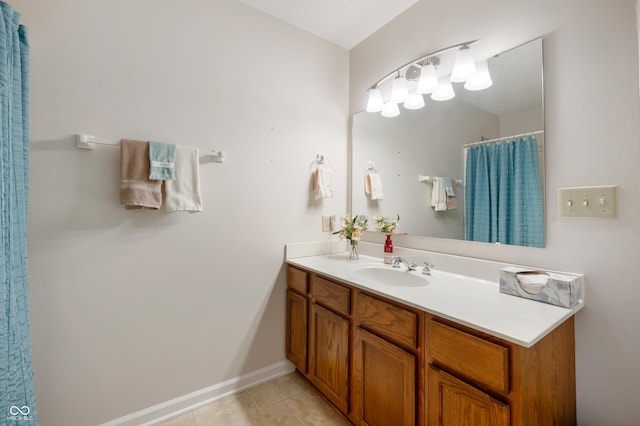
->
[557,185,617,218]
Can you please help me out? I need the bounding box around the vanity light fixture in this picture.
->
[366,86,385,112]
[365,40,494,118]
[450,45,477,82]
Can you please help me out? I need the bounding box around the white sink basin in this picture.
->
[347,264,429,287]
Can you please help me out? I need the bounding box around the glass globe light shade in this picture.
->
[431,78,455,101]
[381,102,400,118]
[366,87,385,112]
[403,92,425,110]
[416,63,439,94]
[389,74,409,104]
[450,45,476,83]
[464,60,493,91]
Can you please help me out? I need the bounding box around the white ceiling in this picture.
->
[234,0,418,49]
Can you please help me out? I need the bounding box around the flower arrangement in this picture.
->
[373,214,400,234]
[334,214,368,241]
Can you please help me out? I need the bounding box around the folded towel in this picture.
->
[314,167,333,199]
[430,177,448,211]
[442,177,455,196]
[149,141,176,181]
[120,139,162,210]
[443,177,457,210]
[165,145,203,212]
[365,172,384,200]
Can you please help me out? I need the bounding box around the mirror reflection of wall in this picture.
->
[351,38,544,247]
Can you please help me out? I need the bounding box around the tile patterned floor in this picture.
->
[154,372,350,426]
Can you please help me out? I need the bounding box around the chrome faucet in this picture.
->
[392,256,417,271]
[422,261,434,275]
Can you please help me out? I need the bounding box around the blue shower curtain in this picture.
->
[0,2,37,423]
[465,136,544,247]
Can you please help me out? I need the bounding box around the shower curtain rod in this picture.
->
[464,130,544,148]
[75,134,225,162]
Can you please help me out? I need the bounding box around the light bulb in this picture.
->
[416,62,439,94]
[366,87,384,112]
[389,74,409,104]
[450,45,476,83]
[403,92,425,110]
[381,102,400,118]
[464,60,493,91]
[431,78,455,101]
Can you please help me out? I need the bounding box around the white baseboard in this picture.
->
[100,361,295,426]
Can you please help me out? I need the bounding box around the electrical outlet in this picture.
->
[557,185,617,218]
[322,215,331,232]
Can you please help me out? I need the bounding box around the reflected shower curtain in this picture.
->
[465,136,544,247]
[0,2,37,423]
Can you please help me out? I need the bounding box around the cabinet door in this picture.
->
[286,290,308,373]
[309,304,350,413]
[428,366,509,426]
[353,327,416,426]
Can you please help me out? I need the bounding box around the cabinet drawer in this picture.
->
[429,320,509,394]
[288,266,308,295]
[355,292,418,349]
[311,275,351,316]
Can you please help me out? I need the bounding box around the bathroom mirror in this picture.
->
[351,38,544,246]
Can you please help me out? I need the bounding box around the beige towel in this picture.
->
[119,139,162,210]
[365,172,383,200]
[314,167,333,199]
[165,145,203,212]
[446,179,458,210]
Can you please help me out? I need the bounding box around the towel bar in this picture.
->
[418,175,462,185]
[75,134,225,162]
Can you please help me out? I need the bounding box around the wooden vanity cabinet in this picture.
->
[428,366,509,426]
[286,267,309,373]
[285,265,577,426]
[352,292,423,426]
[426,315,576,426]
[308,275,351,413]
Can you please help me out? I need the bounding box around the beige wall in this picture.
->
[12,0,348,424]
[351,0,640,424]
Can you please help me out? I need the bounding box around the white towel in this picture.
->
[165,145,203,212]
[314,167,333,199]
[431,177,447,211]
[365,172,384,200]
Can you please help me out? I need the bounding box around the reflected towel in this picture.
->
[314,167,333,199]
[165,145,203,212]
[149,141,176,181]
[120,139,162,210]
[365,173,384,200]
[430,177,447,211]
[443,177,457,210]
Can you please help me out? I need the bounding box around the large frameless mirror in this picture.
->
[352,38,544,247]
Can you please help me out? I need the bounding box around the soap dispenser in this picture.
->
[384,234,394,264]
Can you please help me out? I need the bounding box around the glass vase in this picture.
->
[349,239,359,260]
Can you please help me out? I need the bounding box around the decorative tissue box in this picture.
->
[499,266,584,308]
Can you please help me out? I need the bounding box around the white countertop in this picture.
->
[286,253,583,348]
